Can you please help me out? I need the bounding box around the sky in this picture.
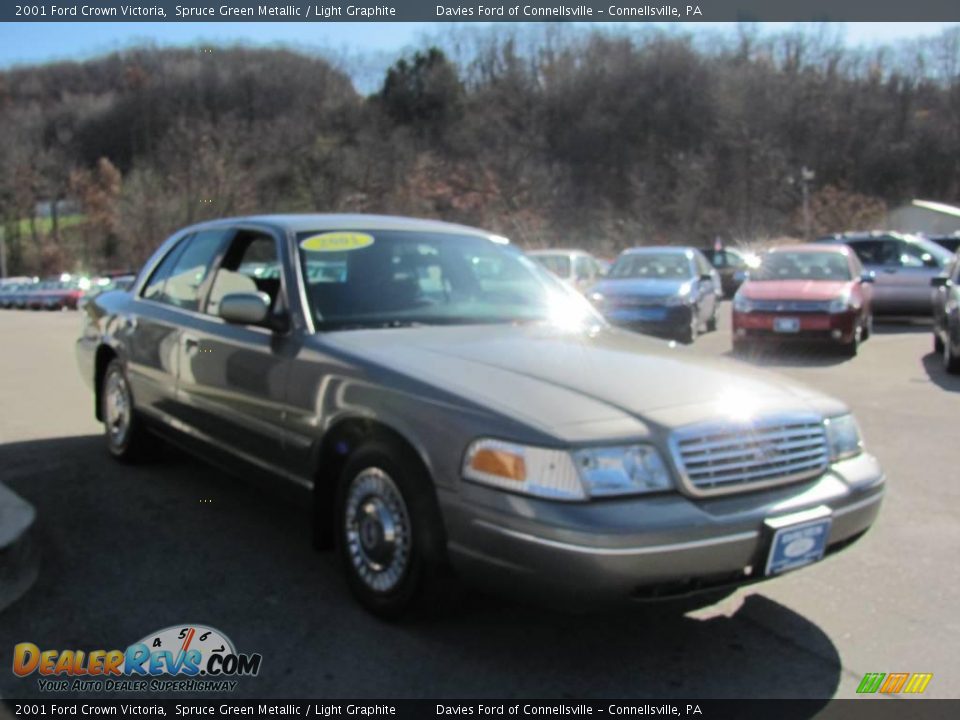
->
[0,21,956,69]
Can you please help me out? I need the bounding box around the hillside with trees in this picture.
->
[1,25,959,275]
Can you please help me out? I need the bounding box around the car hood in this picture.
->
[318,324,845,439]
[740,279,851,301]
[590,278,689,298]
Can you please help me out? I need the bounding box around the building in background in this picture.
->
[888,200,960,235]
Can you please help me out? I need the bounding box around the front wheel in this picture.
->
[101,359,153,462]
[944,340,960,374]
[336,440,445,619]
[677,311,698,344]
[706,307,718,332]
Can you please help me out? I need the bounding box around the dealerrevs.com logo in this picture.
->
[13,624,262,693]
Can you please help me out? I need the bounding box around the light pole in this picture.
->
[800,166,816,241]
[0,225,6,279]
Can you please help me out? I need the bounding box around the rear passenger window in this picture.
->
[148,230,228,311]
[142,237,188,302]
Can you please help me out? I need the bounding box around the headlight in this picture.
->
[463,439,673,500]
[588,292,604,305]
[824,414,863,461]
[572,444,672,496]
[733,294,753,313]
[463,439,586,500]
[828,293,854,313]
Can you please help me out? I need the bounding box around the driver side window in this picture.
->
[206,231,284,318]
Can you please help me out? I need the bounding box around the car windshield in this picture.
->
[911,237,956,266]
[531,254,572,278]
[755,251,852,281]
[609,252,692,280]
[298,230,602,330]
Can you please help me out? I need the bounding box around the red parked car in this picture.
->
[26,278,86,310]
[732,244,874,356]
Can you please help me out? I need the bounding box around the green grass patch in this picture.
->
[17,214,86,236]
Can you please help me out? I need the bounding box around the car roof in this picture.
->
[180,213,498,240]
[771,244,852,255]
[817,231,918,243]
[528,248,594,258]
[622,246,695,256]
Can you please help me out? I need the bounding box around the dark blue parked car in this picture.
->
[587,247,722,343]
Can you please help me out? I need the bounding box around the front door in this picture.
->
[175,227,294,474]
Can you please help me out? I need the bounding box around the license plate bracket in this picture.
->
[773,317,801,333]
[764,508,832,576]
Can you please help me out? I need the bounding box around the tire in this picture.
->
[841,328,860,358]
[861,314,872,341]
[677,311,698,344]
[934,332,944,355]
[944,340,960,374]
[706,306,718,332]
[732,338,750,356]
[100,359,153,462]
[336,439,445,619]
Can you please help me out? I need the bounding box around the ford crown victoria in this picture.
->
[76,215,885,616]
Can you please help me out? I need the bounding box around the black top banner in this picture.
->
[3,700,960,720]
[2,0,959,23]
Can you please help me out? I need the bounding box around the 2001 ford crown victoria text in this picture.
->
[76,215,885,617]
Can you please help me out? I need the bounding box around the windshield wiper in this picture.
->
[313,318,426,332]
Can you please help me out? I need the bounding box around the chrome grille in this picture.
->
[749,299,831,313]
[608,296,671,308]
[670,415,829,495]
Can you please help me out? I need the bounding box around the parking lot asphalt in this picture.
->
[0,307,957,701]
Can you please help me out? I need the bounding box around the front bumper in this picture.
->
[603,304,694,336]
[442,453,884,607]
[733,310,860,343]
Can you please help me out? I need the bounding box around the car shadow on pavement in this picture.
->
[0,435,841,704]
[724,344,853,368]
[870,318,933,335]
[921,352,960,393]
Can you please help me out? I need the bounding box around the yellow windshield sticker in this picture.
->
[299,232,374,252]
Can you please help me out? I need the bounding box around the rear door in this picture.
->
[173,226,295,474]
[895,239,945,314]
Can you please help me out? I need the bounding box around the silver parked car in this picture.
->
[817,232,955,315]
[932,256,960,373]
[528,248,605,293]
[77,215,884,617]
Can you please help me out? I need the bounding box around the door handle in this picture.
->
[183,336,200,354]
[122,315,138,331]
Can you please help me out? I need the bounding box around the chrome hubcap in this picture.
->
[345,468,411,593]
[104,370,131,446]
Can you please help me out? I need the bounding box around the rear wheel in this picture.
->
[101,359,153,462]
[336,439,445,619]
[934,332,945,355]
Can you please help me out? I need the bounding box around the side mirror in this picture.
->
[931,276,950,288]
[699,273,713,282]
[219,291,271,325]
[861,271,876,284]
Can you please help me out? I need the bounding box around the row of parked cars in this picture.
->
[530,231,958,366]
[0,274,136,311]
